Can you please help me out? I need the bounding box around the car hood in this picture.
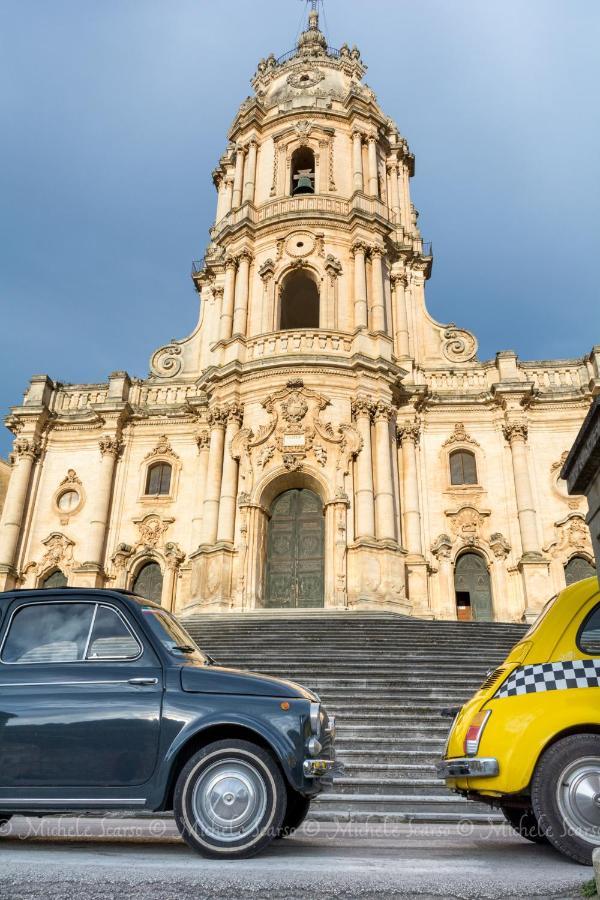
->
[180,664,317,700]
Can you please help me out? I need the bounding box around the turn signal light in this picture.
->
[464,710,491,756]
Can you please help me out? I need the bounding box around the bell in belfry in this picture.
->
[293,168,315,195]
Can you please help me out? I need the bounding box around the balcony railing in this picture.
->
[276,46,341,65]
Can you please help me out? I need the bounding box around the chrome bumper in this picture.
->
[436,757,499,778]
[303,758,344,779]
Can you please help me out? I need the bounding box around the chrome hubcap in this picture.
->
[557,756,600,842]
[192,758,267,842]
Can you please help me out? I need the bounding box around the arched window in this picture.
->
[290,146,315,195]
[279,269,320,330]
[132,561,163,604]
[564,555,596,586]
[42,569,68,589]
[449,449,478,486]
[145,462,172,496]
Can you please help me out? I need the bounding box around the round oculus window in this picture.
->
[57,490,80,513]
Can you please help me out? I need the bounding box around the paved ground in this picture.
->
[0,816,593,899]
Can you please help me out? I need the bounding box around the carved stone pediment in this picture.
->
[133,514,174,549]
[445,505,491,546]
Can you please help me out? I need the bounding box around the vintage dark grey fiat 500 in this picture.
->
[0,588,337,858]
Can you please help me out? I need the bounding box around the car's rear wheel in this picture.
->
[532,734,600,864]
[174,739,286,859]
[277,789,311,838]
[501,806,548,844]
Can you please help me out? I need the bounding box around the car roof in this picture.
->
[0,588,162,610]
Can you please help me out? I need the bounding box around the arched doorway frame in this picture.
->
[453,548,495,622]
[243,465,338,610]
[564,552,596,587]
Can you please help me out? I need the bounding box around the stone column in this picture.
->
[400,163,411,232]
[85,434,122,575]
[352,242,368,330]
[232,250,252,336]
[351,397,375,539]
[387,161,401,223]
[369,246,386,333]
[231,145,245,209]
[431,535,457,619]
[217,405,243,544]
[391,272,410,358]
[219,256,237,342]
[398,421,422,555]
[191,430,210,548]
[242,140,258,205]
[0,437,40,584]
[352,130,364,192]
[201,407,227,545]
[367,136,379,198]
[224,177,234,214]
[258,259,275,333]
[503,422,540,555]
[373,401,396,542]
[162,543,185,612]
[214,174,225,222]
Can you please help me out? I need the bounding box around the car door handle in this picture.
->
[128,677,159,686]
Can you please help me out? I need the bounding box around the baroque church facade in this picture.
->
[1,9,598,622]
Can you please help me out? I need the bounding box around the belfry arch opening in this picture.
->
[290,146,315,195]
[279,269,320,330]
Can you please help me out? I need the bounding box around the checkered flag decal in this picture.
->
[495,659,600,698]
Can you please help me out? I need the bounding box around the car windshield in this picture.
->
[141,608,208,663]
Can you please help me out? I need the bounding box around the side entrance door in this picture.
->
[265,489,324,608]
[454,553,494,622]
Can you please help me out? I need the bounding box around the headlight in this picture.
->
[307,737,322,757]
[309,701,321,737]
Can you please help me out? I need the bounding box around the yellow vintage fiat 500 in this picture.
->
[438,576,600,864]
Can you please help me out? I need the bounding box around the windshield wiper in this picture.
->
[172,644,197,654]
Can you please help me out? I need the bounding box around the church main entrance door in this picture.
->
[454,552,494,621]
[265,489,324,608]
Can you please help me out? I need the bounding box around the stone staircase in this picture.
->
[181,610,527,824]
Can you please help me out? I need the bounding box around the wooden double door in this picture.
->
[265,489,324,609]
[454,552,494,621]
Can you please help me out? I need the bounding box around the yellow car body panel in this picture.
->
[442,577,600,798]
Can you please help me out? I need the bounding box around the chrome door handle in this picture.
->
[128,677,158,686]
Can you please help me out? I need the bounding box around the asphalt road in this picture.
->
[0,816,593,899]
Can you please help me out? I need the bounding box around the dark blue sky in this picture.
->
[1,0,599,458]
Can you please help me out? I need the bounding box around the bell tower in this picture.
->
[152,2,438,613]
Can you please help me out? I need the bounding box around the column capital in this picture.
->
[208,406,228,429]
[196,429,211,452]
[11,436,41,463]
[164,541,186,571]
[351,395,374,420]
[431,533,453,560]
[366,134,377,145]
[234,143,247,157]
[225,403,244,425]
[391,272,408,289]
[351,240,369,257]
[236,248,253,264]
[98,434,122,458]
[386,159,399,175]
[212,285,224,299]
[397,420,421,445]
[352,128,365,142]
[373,400,395,422]
[224,254,238,271]
[503,422,528,444]
[369,244,385,259]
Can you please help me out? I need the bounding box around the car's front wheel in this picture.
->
[174,739,286,859]
[501,806,548,844]
[532,734,600,864]
[277,789,311,838]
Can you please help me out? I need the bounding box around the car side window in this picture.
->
[1,603,95,664]
[87,606,141,660]
[579,605,600,656]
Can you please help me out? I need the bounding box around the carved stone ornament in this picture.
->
[285,232,316,259]
[196,430,210,452]
[441,325,478,363]
[443,423,480,448]
[281,392,308,424]
[60,469,82,486]
[164,541,185,571]
[150,343,183,378]
[111,543,134,572]
[11,437,41,463]
[490,532,511,559]
[397,420,421,445]
[544,514,593,559]
[134,514,174,549]
[313,445,327,466]
[145,434,179,461]
[446,505,490,546]
[287,69,324,89]
[258,258,276,281]
[324,254,343,279]
[40,532,76,572]
[431,534,453,559]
